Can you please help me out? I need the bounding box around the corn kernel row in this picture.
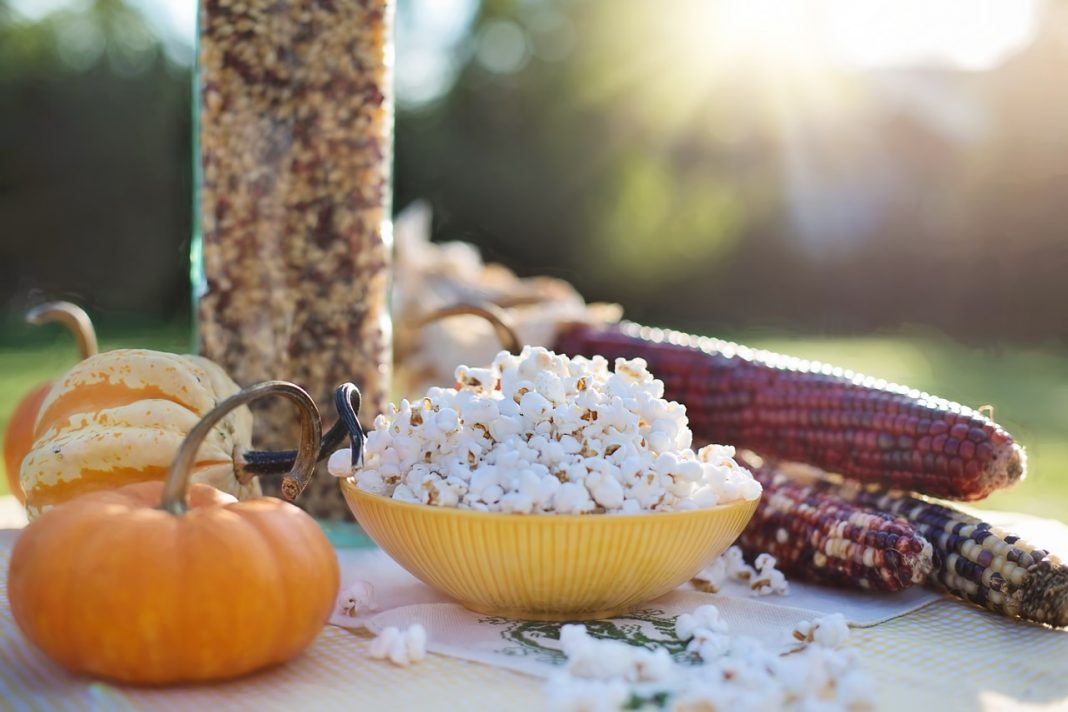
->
[820,479,1068,627]
[554,322,1026,501]
[736,456,934,592]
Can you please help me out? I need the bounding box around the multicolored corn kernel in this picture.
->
[553,322,1026,501]
[736,456,934,592]
[196,0,395,520]
[823,480,1068,627]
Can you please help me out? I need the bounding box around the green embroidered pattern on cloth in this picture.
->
[480,609,694,665]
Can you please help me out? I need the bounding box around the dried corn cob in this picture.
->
[735,456,934,591]
[553,322,1025,501]
[815,479,1068,627]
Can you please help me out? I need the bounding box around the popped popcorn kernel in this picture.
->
[337,580,376,617]
[368,624,427,666]
[544,674,631,712]
[691,555,728,593]
[751,551,790,597]
[327,448,356,479]
[675,604,727,642]
[723,546,757,582]
[791,613,851,649]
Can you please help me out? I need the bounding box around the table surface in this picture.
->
[2,497,1067,712]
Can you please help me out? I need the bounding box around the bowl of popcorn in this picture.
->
[332,347,761,620]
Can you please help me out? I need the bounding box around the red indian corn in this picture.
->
[736,456,934,591]
[819,479,1068,627]
[553,322,1026,501]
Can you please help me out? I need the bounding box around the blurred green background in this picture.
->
[0,0,1066,520]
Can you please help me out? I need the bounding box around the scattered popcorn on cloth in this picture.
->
[723,546,756,581]
[750,552,790,597]
[791,613,851,650]
[690,555,728,593]
[692,546,789,597]
[337,580,377,618]
[546,606,874,711]
[544,675,631,712]
[675,604,731,662]
[368,624,428,667]
[560,624,673,683]
[329,346,761,514]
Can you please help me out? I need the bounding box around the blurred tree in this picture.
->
[397,0,1068,341]
[2,0,1067,345]
[0,0,190,319]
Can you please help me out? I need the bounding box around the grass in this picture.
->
[1,321,1064,523]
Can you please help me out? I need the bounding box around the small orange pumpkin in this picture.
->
[3,302,98,503]
[7,381,338,685]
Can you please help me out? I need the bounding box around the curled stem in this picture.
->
[416,302,522,356]
[160,381,322,514]
[333,382,367,467]
[26,301,98,360]
[238,382,366,474]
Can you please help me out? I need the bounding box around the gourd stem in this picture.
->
[160,381,322,515]
[333,382,367,467]
[26,301,98,360]
[238,383,366,474]
[416,303,522,355]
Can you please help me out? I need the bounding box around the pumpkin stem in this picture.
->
[160,381,322,515]
[416,303,523,355]
[26,301,98,360]
[238,383,366,473]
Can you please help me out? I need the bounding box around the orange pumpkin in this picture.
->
[3,302,98,503]
[7,381,337,685]
[19,348,263,519]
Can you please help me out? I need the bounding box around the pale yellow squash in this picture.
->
[20,349,259,519]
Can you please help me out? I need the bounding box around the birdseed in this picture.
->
[195,0,394,519]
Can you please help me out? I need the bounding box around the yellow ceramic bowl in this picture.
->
[340,478,759,620]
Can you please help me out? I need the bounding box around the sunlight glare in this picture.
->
[825,0,1039,71]
[674,0,1039,75]
[717,0,820,68]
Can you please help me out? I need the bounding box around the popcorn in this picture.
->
[691,555,728,593]
[675,604,728,641]
[691,547,789,596]
[675,605,732,664]
[770,645,875,710]
[337,580,376,617]
[585,468,625,510]
[689,629,732,662]
[754,553,777,571]
[791,613,851,649]
[349,347,761,514]
[834,667,878,710]
[553,482,595,515]
[544,674,631,712]
[750,552,790,597]
[723,546,757,581]
[546,606,871,711]
[559,625,674,683]
[368,624,427,666]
